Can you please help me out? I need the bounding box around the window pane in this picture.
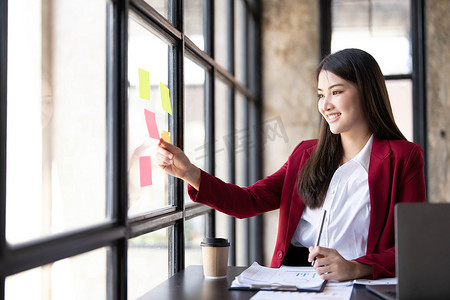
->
[128,228,169,299]
[214,79,231,239]
[386,79,413,141]
[185,215,206,266]
[128,14,171,215]
[215,0,230,70]
[184,0,205,51]
[331,0,411,75]
[248,14,258,94]
[184,57,206,203]
[6,0,107,244]
[5,247,107,299]
[144,0,169,20]
[235,0,246,84]
[214,79,232,182]
[235,93,247,187]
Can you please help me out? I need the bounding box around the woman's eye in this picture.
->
[317,94,324,100]
[332,91,342,95]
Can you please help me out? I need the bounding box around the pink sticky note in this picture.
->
[144,109,160,139]
[139,156,153,187]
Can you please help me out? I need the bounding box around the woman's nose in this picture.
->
[321,95,332,111]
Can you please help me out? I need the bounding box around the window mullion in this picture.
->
[0,0,8,275]
[204,0,216,239]
[410,0,428,194]
[225,0,236,266]
[227,85,236,266]
[205,69,216,238]
[107,0,129,298]
[204,0,214,58]
[319,0,332,59]
[242,1,251,266]
[168,0,185,276]
[248,0,263,265]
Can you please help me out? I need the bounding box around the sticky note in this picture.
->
[144,109,160,139]
[161,130,171,143]
[138,68,150,100]
[139,156,152,187]
[160,83,173,115]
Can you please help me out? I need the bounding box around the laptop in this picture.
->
[367,203,450,300]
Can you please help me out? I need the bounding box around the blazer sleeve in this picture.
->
[355,143,427,279]
[187,141,311,219]
[187,167,285,219]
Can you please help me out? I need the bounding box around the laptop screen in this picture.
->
[395,203,450,299]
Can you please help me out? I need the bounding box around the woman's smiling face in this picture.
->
[317,70,368,137]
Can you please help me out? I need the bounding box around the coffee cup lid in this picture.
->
[201,237,230,247]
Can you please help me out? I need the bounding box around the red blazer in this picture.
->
[188,136,427,279]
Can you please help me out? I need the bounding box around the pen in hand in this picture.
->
[311,210,327,267]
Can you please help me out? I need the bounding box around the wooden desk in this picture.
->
[138,266,382,300]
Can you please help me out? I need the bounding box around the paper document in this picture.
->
[250,285,353,300]
[230,262,326,292]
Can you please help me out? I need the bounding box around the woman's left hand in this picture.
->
[308,246,372,281]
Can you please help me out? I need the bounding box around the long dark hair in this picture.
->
[298,48,406,209]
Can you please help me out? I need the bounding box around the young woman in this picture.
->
[156,48,426,281]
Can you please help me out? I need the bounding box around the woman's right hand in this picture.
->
[156,139,201,190]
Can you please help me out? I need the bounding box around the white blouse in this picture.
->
[291,135,373,260]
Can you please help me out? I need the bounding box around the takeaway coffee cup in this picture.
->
[200,237,230,279]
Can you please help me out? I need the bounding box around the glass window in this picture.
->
[214,79,231,182]
[127,13,171,215]
[5,247,107,299]
[1,0,261,293]
[214,78,231,240]
[128,228,170,299]
[248,14,258,94]
[331,0,413,141]
[184,57,206,203]
[235,92,247,187]
[184,0,205,51]
[185,215,206,266]
[215,0,231,70]
[386,79,413,141]
[235,0,246,84]
[331,0,411,75]
[144,0,169,20]
[235,218,247,266]
[6,0,107,244]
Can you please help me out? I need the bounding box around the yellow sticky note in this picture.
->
[161,131,171,143]
[160,83,173,115]
[138,68,150,100]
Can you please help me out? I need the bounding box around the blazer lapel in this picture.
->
[285,144,316,245]
[367,137,391,254]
